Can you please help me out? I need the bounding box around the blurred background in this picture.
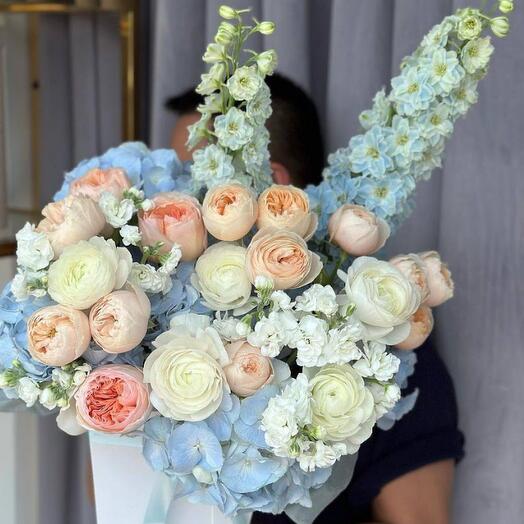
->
[0,0,523,523]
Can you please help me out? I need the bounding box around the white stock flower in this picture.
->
[159,244,182,275]
[354,342,400,382]
[321,319,363,365]
[16,377,40,407]
[295,315,329,368]
[295,284,338,316]
[39,387,59,410]
[16,223,54,271]
[270,291,295,311]
[120,224,142,246]
[368,382,401,419]
[143,313,229,421]
[226,65,263,101]
[297,441,345,472]
[11,268,48,301]
[130,263,172,294]
[248,310,298,357]
[341,257,420,345]
[99,192,135,228]
[212,313,251,341]
[47,237,132,309]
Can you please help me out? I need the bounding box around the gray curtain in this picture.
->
[150,1,524,523]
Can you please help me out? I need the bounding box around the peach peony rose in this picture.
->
[69,167,131,202]
[89,284,151,354]
[328,204,390,256]
[74,365,151,434]
[256,185,317,240]
[138,192,207,261]
[418,251,454,307]
[37,195,107,257]
[246,227,322,290]
[389,253,430,302]
[27,305,90,366]
[395,305,434,351]
[202,183,258,241]
[223,340,273,397]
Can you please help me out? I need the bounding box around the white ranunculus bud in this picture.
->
[257,21,275,35]
[490,16,510,37]
[218,5,237,19]
[498,1,513,14]
[215,21,236,45]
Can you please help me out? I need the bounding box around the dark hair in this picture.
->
[165,73,325,186]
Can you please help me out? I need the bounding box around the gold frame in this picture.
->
[0,0,138,254]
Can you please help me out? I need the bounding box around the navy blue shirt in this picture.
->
[252,342,464,523]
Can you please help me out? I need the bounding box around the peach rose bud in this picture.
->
[74,364,151,434]
[257,185,318,240]
[418,251,454,307]
[223,340,273,397]
[69,167,131,202]
[202,183,258,241]
[27,305,91,366]
[389,253,430,303]
[246,227,323,290]
[37,195,107,257]
[395,305,434,351]
[89,284,151,354]
[328,204,390,256]
[138,191,207,261]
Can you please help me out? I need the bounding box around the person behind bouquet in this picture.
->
[167,73,464,524]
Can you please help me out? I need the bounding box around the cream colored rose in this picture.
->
[47,237,132,310]
[191,242,252,311]
[69,167,131,202]
[328,204,390,256]
[223,340,273,396]
[37,195,107,257]
[395,305,434,351]
[257,185,317,240]
[89,284,151,354]
[246,228,322,290]
[143,313,230,421]
[343,257,421,345]
[418,251,454,307]
[310,364,375,450]
[389,253,430,302]
[27,305,91,366]
[202,183,258,241]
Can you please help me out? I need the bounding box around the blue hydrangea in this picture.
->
[0,283,55,381]
[54,142,190,201]
[348,126,394,177]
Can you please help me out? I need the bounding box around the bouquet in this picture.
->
[0,2,513,521]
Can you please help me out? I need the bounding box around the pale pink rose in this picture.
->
[27,305,90,366]
[224,340,273,397]
[37,195,106,257]
[395,305,434,351]
[69,168,131,201]
[390,253,430,302]
[74,364,151,434]
[202,183,258,241]
[418,251,454,307]
[246,227,322,290]
[138,192,207,261]
[89,284,151,354]
[328,204,390,256]
[257,185,318,240]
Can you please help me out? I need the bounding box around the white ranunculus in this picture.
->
[47,237,132,310]
[16,223,54,271]
[143,313,229,421]
[310,364,376,453]
[191,242,252,311]
[16,377,40,407]
[341,257,421,345]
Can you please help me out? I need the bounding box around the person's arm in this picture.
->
[367,459,455,524]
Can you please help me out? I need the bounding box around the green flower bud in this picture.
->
[490,16,510,37]
[218,5,237,19]
[215,21,236,45]
[257,21,276,35]
[457,14,483,40]
[203,43,225,63]
[256,49,278,75]
[498,0,514,14]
